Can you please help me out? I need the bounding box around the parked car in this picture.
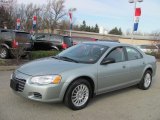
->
[10,42,156,110]
[32,33,73,51]
[71,36,97,45]
[0,29,32,59]
[136,44,159,53]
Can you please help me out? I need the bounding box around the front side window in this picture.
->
[126,47,142,60]
[106,47,125,63]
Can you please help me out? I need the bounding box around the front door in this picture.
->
[97,47,130,94]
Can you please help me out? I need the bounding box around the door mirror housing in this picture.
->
[101,58,116,65]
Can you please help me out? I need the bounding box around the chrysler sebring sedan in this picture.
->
[10,42,157,110]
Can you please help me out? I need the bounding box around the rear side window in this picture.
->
[35,34,47,40]
[126,47,142,60]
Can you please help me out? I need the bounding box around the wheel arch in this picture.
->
[62,76,95,101]
[0,44,10,49]
[145,67,153,74]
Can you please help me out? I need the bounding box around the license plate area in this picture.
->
[10,80,18,91]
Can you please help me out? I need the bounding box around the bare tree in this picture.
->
[150,31,160,40]
[46,0,66,33]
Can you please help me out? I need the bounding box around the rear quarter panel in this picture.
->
[143,54,157,78]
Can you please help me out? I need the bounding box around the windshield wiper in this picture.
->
[59,56,79,63]
[51,56,60,60]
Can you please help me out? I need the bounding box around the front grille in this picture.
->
[12,76,26,92]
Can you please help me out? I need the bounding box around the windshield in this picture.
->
[57,43,108,64]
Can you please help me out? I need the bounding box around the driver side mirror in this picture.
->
[101,58,116,65]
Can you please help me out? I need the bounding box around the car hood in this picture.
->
[17,57,86,76]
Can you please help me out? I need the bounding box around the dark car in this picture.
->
[0,29,32,59]
[32,33,73,51]
[71,36,97,45]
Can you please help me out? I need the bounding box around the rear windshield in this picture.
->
[63,36,72,46]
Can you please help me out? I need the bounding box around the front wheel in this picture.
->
[64,79,92,110]
[138,70,152,90]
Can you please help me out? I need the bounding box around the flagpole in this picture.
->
[131,1,137,43]
[68,8,76,37]
[129,0,143,44]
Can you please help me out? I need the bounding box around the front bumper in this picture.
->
[10,71,64,102]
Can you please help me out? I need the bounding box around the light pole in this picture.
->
[68,8,76,37]
[129,0,143,40]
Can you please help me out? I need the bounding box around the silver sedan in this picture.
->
[10,42,157,110]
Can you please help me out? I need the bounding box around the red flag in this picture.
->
[69,12,72,21]
[33,16,37,21]
[135,8,141,16]
[16,19,20,23]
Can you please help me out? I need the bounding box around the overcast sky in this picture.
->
[17,0,160,33]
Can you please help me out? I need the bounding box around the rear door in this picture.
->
[124,46,145,82]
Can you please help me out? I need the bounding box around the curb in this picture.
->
[0,66,18,71]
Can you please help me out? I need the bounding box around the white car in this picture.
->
[136,45,159,53]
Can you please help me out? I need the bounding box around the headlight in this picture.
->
[30,75,62,85]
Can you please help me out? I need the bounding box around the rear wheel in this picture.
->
[0,47,9,59]
[64,79,92,110]
[138,70,152,90]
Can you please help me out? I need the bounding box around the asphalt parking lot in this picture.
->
[0,63,160,120]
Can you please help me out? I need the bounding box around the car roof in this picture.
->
[83,41,123,47]
[84,41,140,49]
[0,29,29,33]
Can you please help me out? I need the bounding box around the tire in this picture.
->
[0,47,9,59]
[64,79,92,110]
[138,70,152,90]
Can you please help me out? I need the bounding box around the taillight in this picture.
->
[62,42,68,49]
[12,39,19,48]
